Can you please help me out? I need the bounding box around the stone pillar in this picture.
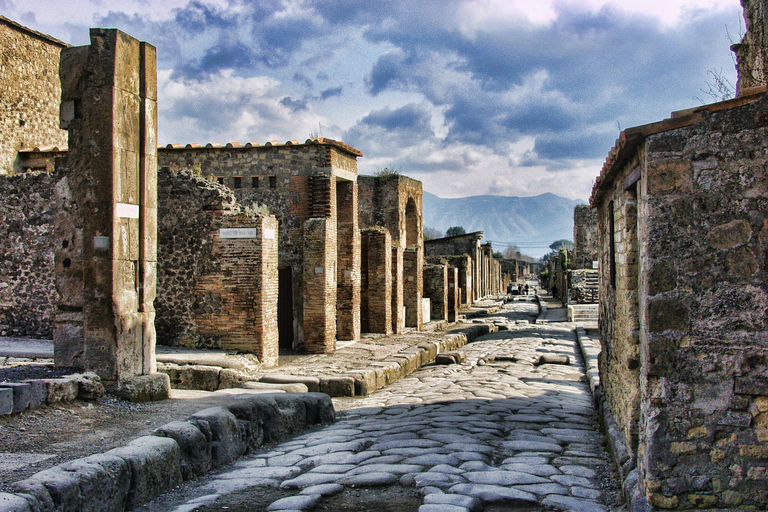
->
[423,263,448,322]
[733,0,768,94]
[303,218,336,352]
[361,227,392,334]
[57,29,169,401]
[391,246,404,334]
[335,180,360,341]
[404,247,423,329]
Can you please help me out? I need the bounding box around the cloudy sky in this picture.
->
[8,0,743,201]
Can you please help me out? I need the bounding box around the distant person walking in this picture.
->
[524,284,529,295]
[551,284,558,298]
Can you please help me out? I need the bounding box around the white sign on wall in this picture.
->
[220,228,258,239]
[116,203,139,219]
[264,229,276,239]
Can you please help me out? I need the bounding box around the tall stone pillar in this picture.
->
[403,247,423,329]
[58,29,169,401]
[361,227,392,334]
[391,246,404,334]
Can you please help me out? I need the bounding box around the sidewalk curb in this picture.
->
[0,392,335,512]
[574,327,653,512]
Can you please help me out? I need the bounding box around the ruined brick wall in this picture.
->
[636,97,768,509]
[423,263,448,322]
[0,171,58,337]
[570,269,598,304]
[156,168,279,365]
[595,152,642,462]
[404,247,423,329]
[0,17,68,174]
[358,174,423,248]
[574,204,599,269]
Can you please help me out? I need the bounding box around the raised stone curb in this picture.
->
[0,373,104,416]
[574,327,653,512]
[256,324,496,398]
[1,392,335,512]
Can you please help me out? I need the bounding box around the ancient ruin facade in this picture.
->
[0,16,68,175]
[592,89,768,509]
[358,174,424,331]
[158,140,361,353]
[424,232,504,301]
[733,0,768,94]
[571,205,599,304]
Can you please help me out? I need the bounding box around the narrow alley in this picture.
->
[143,297,620,512]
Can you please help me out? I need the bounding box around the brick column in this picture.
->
[391,246,404,334]
[303,218,336,352]
[447,266,459,322]
[335,180,360,341]
[403,247,423,329]
[361,228,392,334]
[423,263,448,322]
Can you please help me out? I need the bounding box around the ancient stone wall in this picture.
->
[595,151,642,462]
[0,16,68,175]
[361,227,392,334]
[638,97,768,509]
[573,204,599,270]
[0,171,57,337]
[423,263,448,322]
[358,174,424,249]
[733,0,768,94]
[156,168,279,365]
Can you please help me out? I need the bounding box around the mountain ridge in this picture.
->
[422,191,587,258]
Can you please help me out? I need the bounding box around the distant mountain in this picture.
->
[422,192,587,259]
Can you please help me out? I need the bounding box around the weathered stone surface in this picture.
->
[318,376,355,397]
[0,387,12,415]
[260,374,320,392]
[72,373,104,400]
[189,407,246,468]
[0,383,31,413]
[0,492,32,512]
[114,373,170,403]
[43,378,78,404]
[154,421,211,479]
[106,436,182,509]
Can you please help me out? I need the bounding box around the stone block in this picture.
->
[246,395,284,444]
[189,407,246,468]
[318,376,355,397]
[218,368,248,390]
[0,493,31,512]
[22,381,46,410]
[260,374,320,392]
[272,394,309,434]
[226,399,264,452]
[60,453,131,511]
[114,373,170,403]
[107,436,182,509]
[349,369,377,396]
[73,373,105,400]
[0,387,13,415]
[296,393,335,425]
[0,383,31,413]
[154,421,211,480]
[9,478,54,512]
[44,378,78,404]
[241,381,306,393]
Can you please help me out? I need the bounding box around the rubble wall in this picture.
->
[638,96,768,509]
[0,171,57,337]
[0,17,68,174]
[573,204,599,269]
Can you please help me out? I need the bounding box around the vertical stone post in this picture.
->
[58,29,169,401]
[335,180,360,341]
[391,246,404,334]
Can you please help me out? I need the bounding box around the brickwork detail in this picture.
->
[403,247,423,329]
[361,227,392,334]
[423,263,448,322]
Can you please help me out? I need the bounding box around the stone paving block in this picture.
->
[542,494,608,512]
[44,378,78,404]
[107,436,183,510]
[318,376,354,397]
[0,383,31,413]
[61,453,131,511]
[259,374,320,392]
[447,483,538,505]
[0,492,31,512]
[348,369,377,396]
[189,407,246,468]
[154,420,212,479]
[422,492,482,511]
[0,387,12,415]
[21,380,46,409]
[266,494,320,511]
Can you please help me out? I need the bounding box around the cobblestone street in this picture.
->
[144,300,621,512]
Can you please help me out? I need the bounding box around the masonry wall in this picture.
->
[156,168,279,365]
[636,97,768,510]
[361,227,392,334]
[733,0,768,94]
[0,17,68,175]
[423,263,448,322]
[574,204,599,270]
[595,152,642,463]
[0,171,57,337]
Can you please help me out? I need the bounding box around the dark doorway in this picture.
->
[278,267,294,351]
